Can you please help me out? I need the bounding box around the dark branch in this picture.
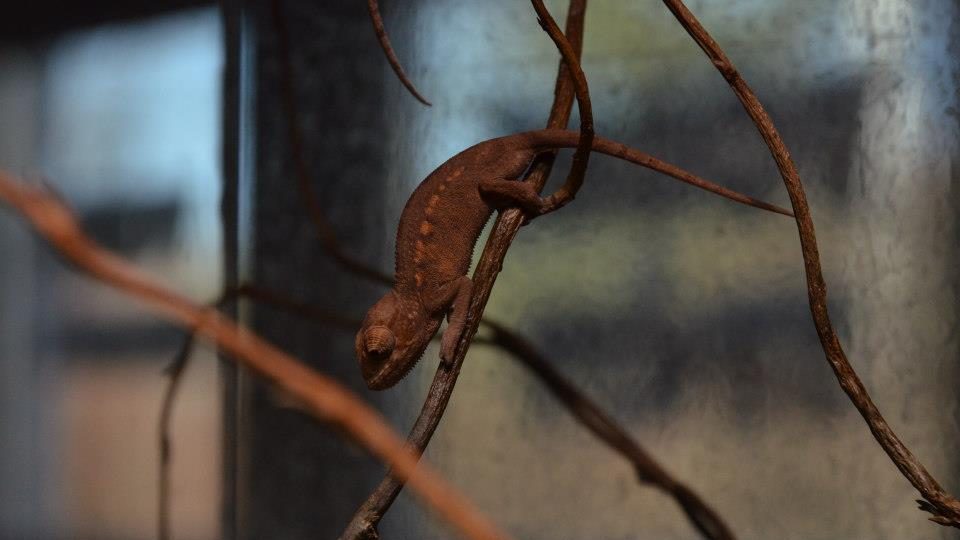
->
[660,0,960,528]
[366,0,432,106]
[482,320,736,540]
[529,0,594,215]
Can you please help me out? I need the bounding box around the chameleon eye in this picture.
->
[364,326,396,358]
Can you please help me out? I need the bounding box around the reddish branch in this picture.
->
[0,172,511,540]
[660,0,960,528]
[156,284,360,540]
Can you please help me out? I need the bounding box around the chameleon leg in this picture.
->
[478,178,546,215]
[434,276,473,361]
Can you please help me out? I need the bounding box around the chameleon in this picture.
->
[355,128,792,390]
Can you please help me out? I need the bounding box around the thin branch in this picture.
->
[158,333,195,540]
[340,2,591,538]
[271,0,394,286]
[660,0,960,528]
[157,283,359,540]
[482,320,735,540]
[0,171,511,540]
[529,0,594,215]
[366,0,431,106]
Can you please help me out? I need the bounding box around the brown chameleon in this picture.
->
[355,128,790,389]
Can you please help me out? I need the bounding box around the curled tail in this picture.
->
[515,129,793,217]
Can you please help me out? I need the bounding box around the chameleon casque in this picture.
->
[355,129,790,390]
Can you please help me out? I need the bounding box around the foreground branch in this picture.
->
[340,2,591,538]
[0,172,511,540]
[157,284,359,540]
[660,0,960,527]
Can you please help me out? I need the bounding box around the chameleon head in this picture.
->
[355,290,439,390]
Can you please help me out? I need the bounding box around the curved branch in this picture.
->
[365,0,431,106]
[530,0,594,215]
[0,172,511,540]
[660,0,960,528]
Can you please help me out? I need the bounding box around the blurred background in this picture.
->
[2,0,959,539]
[0,2,222,539]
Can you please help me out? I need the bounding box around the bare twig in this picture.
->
[366,0,431,106]
[482,320,735,540]
[659,0,960,528]
[0,171,512,540]
[529,0,594,215]
[340,2,592,538]
[157,333,195,540]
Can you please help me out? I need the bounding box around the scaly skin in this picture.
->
[356,129,791,390]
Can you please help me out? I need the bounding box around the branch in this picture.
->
[0,171,511,540]
[530,0,594,215]
[365,0,431,106]
[156,280,734,540]
[158,332,195,540]
[660,0,960,528]
[481,320,735,540]
[157,283,360,540]
[340,2,591,538]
